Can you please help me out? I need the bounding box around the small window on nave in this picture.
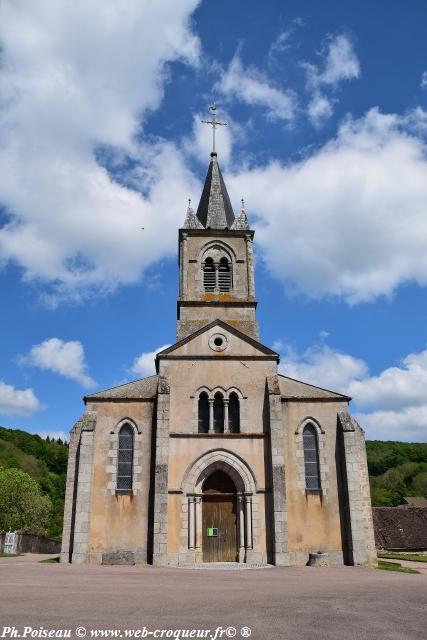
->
[303,424,321,491]
[117,424,134,491]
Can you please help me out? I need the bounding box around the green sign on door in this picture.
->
[207,527,218,537]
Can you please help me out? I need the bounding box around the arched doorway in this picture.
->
[202,470,237,562]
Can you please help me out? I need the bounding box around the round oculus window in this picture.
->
[209,333,228,352]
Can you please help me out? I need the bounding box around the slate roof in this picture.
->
[373,507,427,550]
[278,375,350,401]
[84,375,158,401]
[196,153,235,229]
[400,496,427,508]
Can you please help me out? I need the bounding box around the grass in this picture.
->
[39,556,60,563]
[377,560,420,574]
[378,552,427,563]
[0,552,20,557]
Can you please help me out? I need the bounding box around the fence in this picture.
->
[0,532,61,554]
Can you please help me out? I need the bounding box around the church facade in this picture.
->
[61,149,377,567]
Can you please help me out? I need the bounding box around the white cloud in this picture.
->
[268,30,293,61]
[229,107,427,303]
[420,71,427,89]
[280,344,368,394]
[304,34,360,125]
[216,55,297,122]
[21,338,95,388]
[348,349,427,411]
[307,92,334,127]
[0,381,42,416]
[278,341,427,441]
[310,34,360,87]
[353,406,427,442]
[0,0,201,302]
[131,344,171,378]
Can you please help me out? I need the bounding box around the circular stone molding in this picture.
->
[208,333,228,352]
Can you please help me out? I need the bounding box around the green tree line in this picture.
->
[0,426,68,538]
[366,440,427,506]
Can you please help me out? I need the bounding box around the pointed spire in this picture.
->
[183,198,203,229]
[231,197,249,230]
[195,152,235,229]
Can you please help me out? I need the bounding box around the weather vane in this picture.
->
[201,103,227,154]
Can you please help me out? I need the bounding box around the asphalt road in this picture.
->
[0,555,426,640]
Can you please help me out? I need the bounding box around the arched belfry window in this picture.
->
[213,392,224,433]
[218,257,232,292]
[228,393,240,433]
[198,392,209,433]
[303,424,321,490]
[202,249,233,293]
[117,424,134,491]
[203,257,216,292]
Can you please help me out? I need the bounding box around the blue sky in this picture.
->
[1,0,427,442]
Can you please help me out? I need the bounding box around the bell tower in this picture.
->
[177,122,258,340]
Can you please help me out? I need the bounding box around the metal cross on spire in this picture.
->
[201,103,227,155]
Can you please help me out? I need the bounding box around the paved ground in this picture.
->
[1,555,426,640]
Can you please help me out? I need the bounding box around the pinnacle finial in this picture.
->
[241,198,245,212]
[201,103,227,155]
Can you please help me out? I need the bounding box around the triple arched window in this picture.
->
[117,423,134,491]
[197,391,240,433]
[303,423,321,490]
[203,256,232,292]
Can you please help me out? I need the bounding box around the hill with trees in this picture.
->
[0,426,426,538]
[0,426,68,538]
[366,440,427,506]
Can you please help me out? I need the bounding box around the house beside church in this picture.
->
[61,140,377,567]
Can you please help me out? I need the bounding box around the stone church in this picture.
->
[61,143,377,567]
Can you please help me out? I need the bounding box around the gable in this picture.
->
[157,320,278,361]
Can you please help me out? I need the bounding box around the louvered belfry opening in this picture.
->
[203,255,232,293]
[117,424,134,491]
[198,392,209,433]
[218,257,232,292]
[203,257,216,292]
[303,424,321,490]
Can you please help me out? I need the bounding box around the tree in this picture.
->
[0,467,51,534]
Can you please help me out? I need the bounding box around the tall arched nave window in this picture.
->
[303,423,321,490]
[117,423,134,491]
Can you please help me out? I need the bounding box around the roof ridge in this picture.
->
[278,373,350,399]
[84,374,158,399]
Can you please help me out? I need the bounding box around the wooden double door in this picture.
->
[202,495,237,562]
